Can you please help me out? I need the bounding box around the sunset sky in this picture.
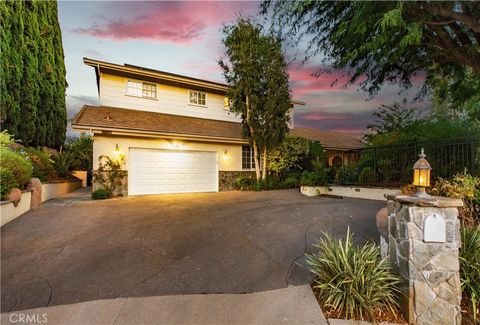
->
[58,1,429,134]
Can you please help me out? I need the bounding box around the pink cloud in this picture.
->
[74,2,258,44]
[289,64,363,99]
[301,112,349,121]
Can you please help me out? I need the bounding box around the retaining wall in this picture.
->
[300,185,401,201]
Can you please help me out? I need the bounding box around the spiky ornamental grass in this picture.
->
[460,226,480,322]
[306,229,401,321]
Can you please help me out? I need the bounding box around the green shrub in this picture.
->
[432,171,480,226]
[0,167,18,199]
[91,188,109,200]
[283,173,299,188]
[0,147,32,188]
[235,176,254,190]
[20,147,56,181]
[358,167,375,184]
[337,165,358,185]
[300,171,328,186]
[54,150,74,178]
[326,167,338,183]
[93,155,127,197]
[0,130,17,147]
[460,226,480,322]
[306,229,401,321]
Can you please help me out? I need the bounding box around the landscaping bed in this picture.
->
[310,284,407,324]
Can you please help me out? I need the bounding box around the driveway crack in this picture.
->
[285,205,338,286]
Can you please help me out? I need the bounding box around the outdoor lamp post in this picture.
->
[412,148,432,198]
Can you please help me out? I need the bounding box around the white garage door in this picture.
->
[129,148,218,195]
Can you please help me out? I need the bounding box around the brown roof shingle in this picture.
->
[72,105,246,142]
[290,127,363,150]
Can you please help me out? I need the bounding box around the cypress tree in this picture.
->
[0,0,67,149]
[0,0,24,138]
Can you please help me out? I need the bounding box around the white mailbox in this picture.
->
[423,213,446,243]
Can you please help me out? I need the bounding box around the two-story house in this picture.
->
[72,58,305,195]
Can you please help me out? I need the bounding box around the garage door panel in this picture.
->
[129,148,218,195]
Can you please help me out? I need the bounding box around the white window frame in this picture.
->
[188,90,207,107]
[242,145,255,170]
[126,79,157,100]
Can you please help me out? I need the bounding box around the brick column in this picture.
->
[386,195,463,325]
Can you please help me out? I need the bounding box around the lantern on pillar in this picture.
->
[412,148,431,198]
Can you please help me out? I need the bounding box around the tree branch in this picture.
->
[429,4,480,33]
[425,19,457,26]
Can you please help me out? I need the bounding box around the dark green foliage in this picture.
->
[263,1,480,113]
[326,167,338,184]
[306,229,401,321]
[459,226,480,322]
[235,174,299,191]
[358,167,375,184]
[19,147,55,181]
[366,103,420,137]
[54,150,74,179]
[64,134,93,172]
[0,0,67,148]
[336,165,359,185]
[219,17,292,179]
[366,116,480,147]
[63,134,93,184]
[268,136,310,175]
[235,176,255,191]
[0,167,18,200]
[0,147,32,188]
[269,136,325,176]
[283,173,300,188]
[91,189,109,200]
[300,171,328,187]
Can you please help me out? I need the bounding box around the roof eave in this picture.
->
[83,57,228,93]
[71,123,249,144]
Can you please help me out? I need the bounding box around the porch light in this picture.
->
[223,149,229,161]
[412,148,431,198]
[112,144,122,162]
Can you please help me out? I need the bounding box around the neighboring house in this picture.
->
[72,58,305,195]
[291,128,364,167]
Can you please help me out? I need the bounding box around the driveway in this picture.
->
[1,189,384,312]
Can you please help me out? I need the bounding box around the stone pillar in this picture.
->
[27,178,42,209]
[386,195,463,325]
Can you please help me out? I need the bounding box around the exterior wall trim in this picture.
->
[72,124,249,144]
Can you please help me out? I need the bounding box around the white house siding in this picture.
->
[92,135,244,172]
[99,74,241,123]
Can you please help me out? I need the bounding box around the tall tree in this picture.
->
[367,103,420,135]
[219,17,291,180]
[0,0,67,148]
[262,1,480,113]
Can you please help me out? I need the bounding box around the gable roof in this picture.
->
[83,58,306,105]
[72,105,247,144]
[290,127,364,150]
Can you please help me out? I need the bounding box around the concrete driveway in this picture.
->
[1,189,384,312]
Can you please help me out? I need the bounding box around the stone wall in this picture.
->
[386,196,462,325]
[219,171,256,191]
[92,171,128,197]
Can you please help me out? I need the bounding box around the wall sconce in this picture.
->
[412,148,431,198]
[112,144,122,163]
[167,141,182,149]
[223,149,229,160]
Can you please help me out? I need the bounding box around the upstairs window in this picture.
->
[127,80,157,99]
[242,145,255,170]
[189,90,206,106]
